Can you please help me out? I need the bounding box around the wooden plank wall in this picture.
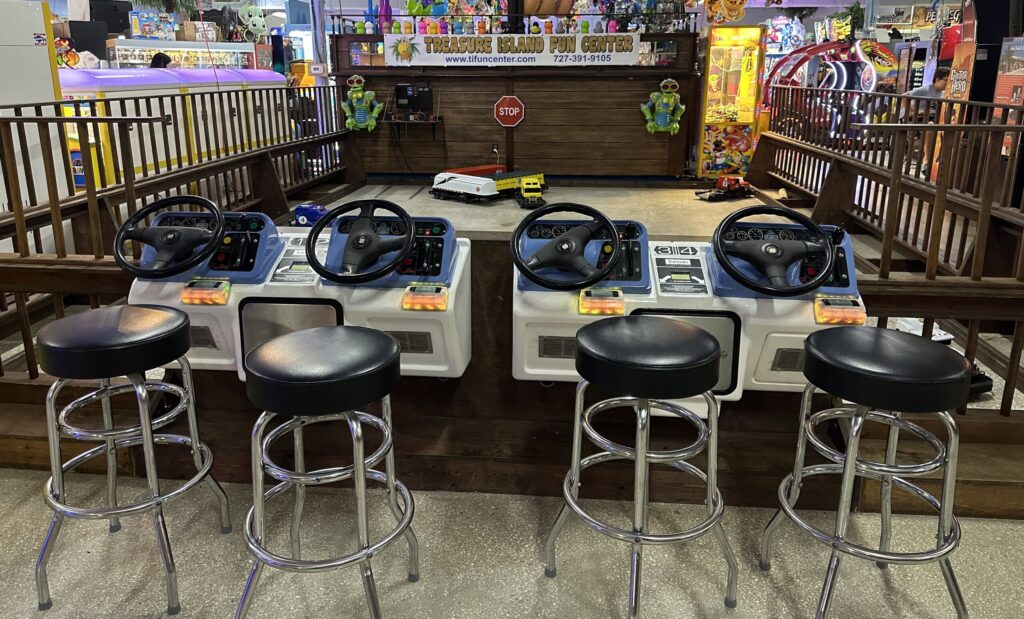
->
[352,76,698,177]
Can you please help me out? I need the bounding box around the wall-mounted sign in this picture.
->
[383,33,640,67]
[494,95,525,127]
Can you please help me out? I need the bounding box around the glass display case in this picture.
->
[107,39,258,69]
[698,25,766,178]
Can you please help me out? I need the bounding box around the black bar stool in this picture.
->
[545,315,738,618]
[236,326,419,619]
[760,326,971,618]
[34,305,231,615]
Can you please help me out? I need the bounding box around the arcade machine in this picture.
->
[698,25,767,179]
[511,203,863,414]
[123,196,471,380]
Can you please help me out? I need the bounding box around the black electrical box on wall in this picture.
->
[395,83,433,112]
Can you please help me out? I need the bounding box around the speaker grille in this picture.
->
[189,326,218,349]
[387,331,433,354]
[772,348,805,372]
[538,336,577,360]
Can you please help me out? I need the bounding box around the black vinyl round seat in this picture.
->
[575,315,720,399]
[804,326,971,413]
[37,305,190,380]
[245,326,401,416]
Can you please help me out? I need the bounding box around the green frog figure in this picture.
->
[341,75,382,132]
[641,78,686,135]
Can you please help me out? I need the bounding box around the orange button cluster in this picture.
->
[402,286,449,311]
[181,281,231,305]
[813,297,866,325]
[578,290,625,316]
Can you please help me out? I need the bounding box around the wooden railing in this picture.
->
[0,86,366,381]
[750,89,1024,415]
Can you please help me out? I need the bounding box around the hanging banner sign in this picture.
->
[383,33,640,67]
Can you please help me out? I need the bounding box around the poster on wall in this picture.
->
[945,41,976,101]
[382,33,640,67]
[992,38,1024,154]
[701,124,755,177]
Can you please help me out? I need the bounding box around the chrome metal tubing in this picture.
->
[238,408,418,618]
[776,464,961,565]
[877,411,902,569]
[58,381,186,441]
[130,373,180,615]
[760,382,816,571]
[178,357,231,534]
[349,411,383,619]
[382,395,420,582]
[99,378,121,533]
[937,410,968,619]
[291,424,306,560]
[36,371,221,614]
[816,406,866,619]
[547,388,736,615]
[545,380,588,578]
[806,408,946,477]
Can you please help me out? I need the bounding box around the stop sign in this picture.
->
[494,96,525,127]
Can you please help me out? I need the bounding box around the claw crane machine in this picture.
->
[697,25,767,178]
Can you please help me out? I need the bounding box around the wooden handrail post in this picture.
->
[77,121,105,259]
[36,122,67,258]
[970,128,1008,280]
[118,123,140,259]
[878,127,908,278]
[924,128,959,279]
[0,123,30,257]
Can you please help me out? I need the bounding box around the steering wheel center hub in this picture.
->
[353,234,372,249]
[762,243,783,258]
[556,240,575,254]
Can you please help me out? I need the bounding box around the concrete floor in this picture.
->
[2,468,1023,618]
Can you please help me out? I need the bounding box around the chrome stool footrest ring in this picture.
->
[58,381,188,441]
[261,412,393,485]
[777,463,961,565]
[43,434,215,519]
[563,451,725,545]
[243,468,415,572]
[806,408,946,477]
[582,397,709,463]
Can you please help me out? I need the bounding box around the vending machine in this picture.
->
[698,25,767,179]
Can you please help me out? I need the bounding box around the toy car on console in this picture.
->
[121,196,472,380]
[510,203,864,412]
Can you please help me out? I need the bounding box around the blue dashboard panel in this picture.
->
[516,220,652,294]
[320,216,458,288]
[707,223,858,299]
[140,212,284,284]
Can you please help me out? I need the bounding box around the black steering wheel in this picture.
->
[510,203,622,292]
[114,195,225,279]
[712,205,835,297]
[305,199,415,284]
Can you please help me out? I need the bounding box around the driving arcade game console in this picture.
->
[124,196,471,380]
[510,203,864,413]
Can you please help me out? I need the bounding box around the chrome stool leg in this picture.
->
[382,395,419,582]
[36,379,68,611]
[347,411,383,619]
[545,380,588,578]
[627,399,651,619]
[760,383,816,571]
[179,357,231,533]
[815,406,866,619]
[291,423,306,559]
[706,393,738,608]
[130,374,181,615]
[937,411,968,619]
[236,411,274,619]
[877,411,902,569]
[99,378,121,533]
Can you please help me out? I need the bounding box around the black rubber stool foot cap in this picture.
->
[758,560,771,572]
[876,562,889,570]
[167,605,181,616]
[38,601,53,611]
[408,574,420,583]
[109,522,121,533]
[725,597,737,609]
[544,567,557,578]
[222,525,233,534]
